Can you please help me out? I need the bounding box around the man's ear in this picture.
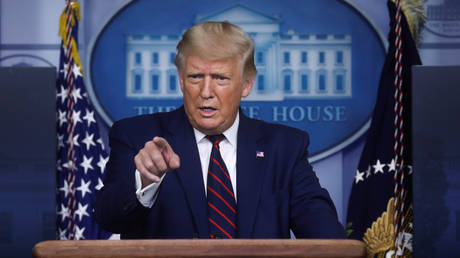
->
[241,76,255,98]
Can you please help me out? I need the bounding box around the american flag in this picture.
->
[56,1,112,240]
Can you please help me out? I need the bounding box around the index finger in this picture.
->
[153,136,174,161]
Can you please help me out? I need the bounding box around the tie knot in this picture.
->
[207,134,225,145]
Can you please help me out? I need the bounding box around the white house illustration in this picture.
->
[125,4,352,100]
[427,0,460,21]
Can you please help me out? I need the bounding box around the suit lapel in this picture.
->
[164,108,266,238]
[236,112,266,238]
[165,107,209,238]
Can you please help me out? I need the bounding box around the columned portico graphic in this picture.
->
[125,4,352,100]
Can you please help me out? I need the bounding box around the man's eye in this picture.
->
[188,75,202,82]
[215,76,230,83]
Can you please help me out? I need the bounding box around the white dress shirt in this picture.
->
[135,113,239,208]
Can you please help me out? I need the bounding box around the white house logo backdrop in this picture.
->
[424,0,460,38]
[87,0,386,160]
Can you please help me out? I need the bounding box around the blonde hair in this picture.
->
[174,21,257,81]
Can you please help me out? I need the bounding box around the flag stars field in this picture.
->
[61,62,69,78]
[59,180,72,196]
[72,64,82,78]
[388,159,396,172]
[354,170,365,184]
[82,132,96,151]
[83,109,96,127]
[80,155,94,174]
[77,179,92,198]
[95,178,104,191]
[58,228,67,240]
[57,86,68,104]
[57,134,65,148]
[75,203,90,221]
[373,159,385,174]
[97,155,109,173]
[71,87,83,104]
[58,110,67,126]
[72,134,80,147]
[74,226,85,240]
[365,165,372,178]
[354,159,404,184]
[57,204,70,223]
[72,110,82,125]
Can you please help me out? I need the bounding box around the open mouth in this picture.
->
[199,106,217,115]
[200,106,217,112]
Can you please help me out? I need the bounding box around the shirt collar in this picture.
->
[194,112,239,147]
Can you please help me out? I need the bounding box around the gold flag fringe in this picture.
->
[58,1,83,74]
[391,0,426,45]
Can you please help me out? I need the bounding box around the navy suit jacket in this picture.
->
[94,107,345,239]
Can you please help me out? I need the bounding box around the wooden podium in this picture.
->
[33,239,365,257]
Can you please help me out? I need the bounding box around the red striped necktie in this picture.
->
[206,134,237,239]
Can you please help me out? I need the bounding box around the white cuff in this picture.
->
[135,169,164,208]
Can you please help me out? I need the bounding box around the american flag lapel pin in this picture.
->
[256,151,264,158]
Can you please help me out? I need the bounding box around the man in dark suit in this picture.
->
[94,21,345,239]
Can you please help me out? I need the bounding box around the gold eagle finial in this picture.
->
[363,197,396,258]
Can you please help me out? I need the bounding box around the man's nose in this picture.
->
[200,76,214,99]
